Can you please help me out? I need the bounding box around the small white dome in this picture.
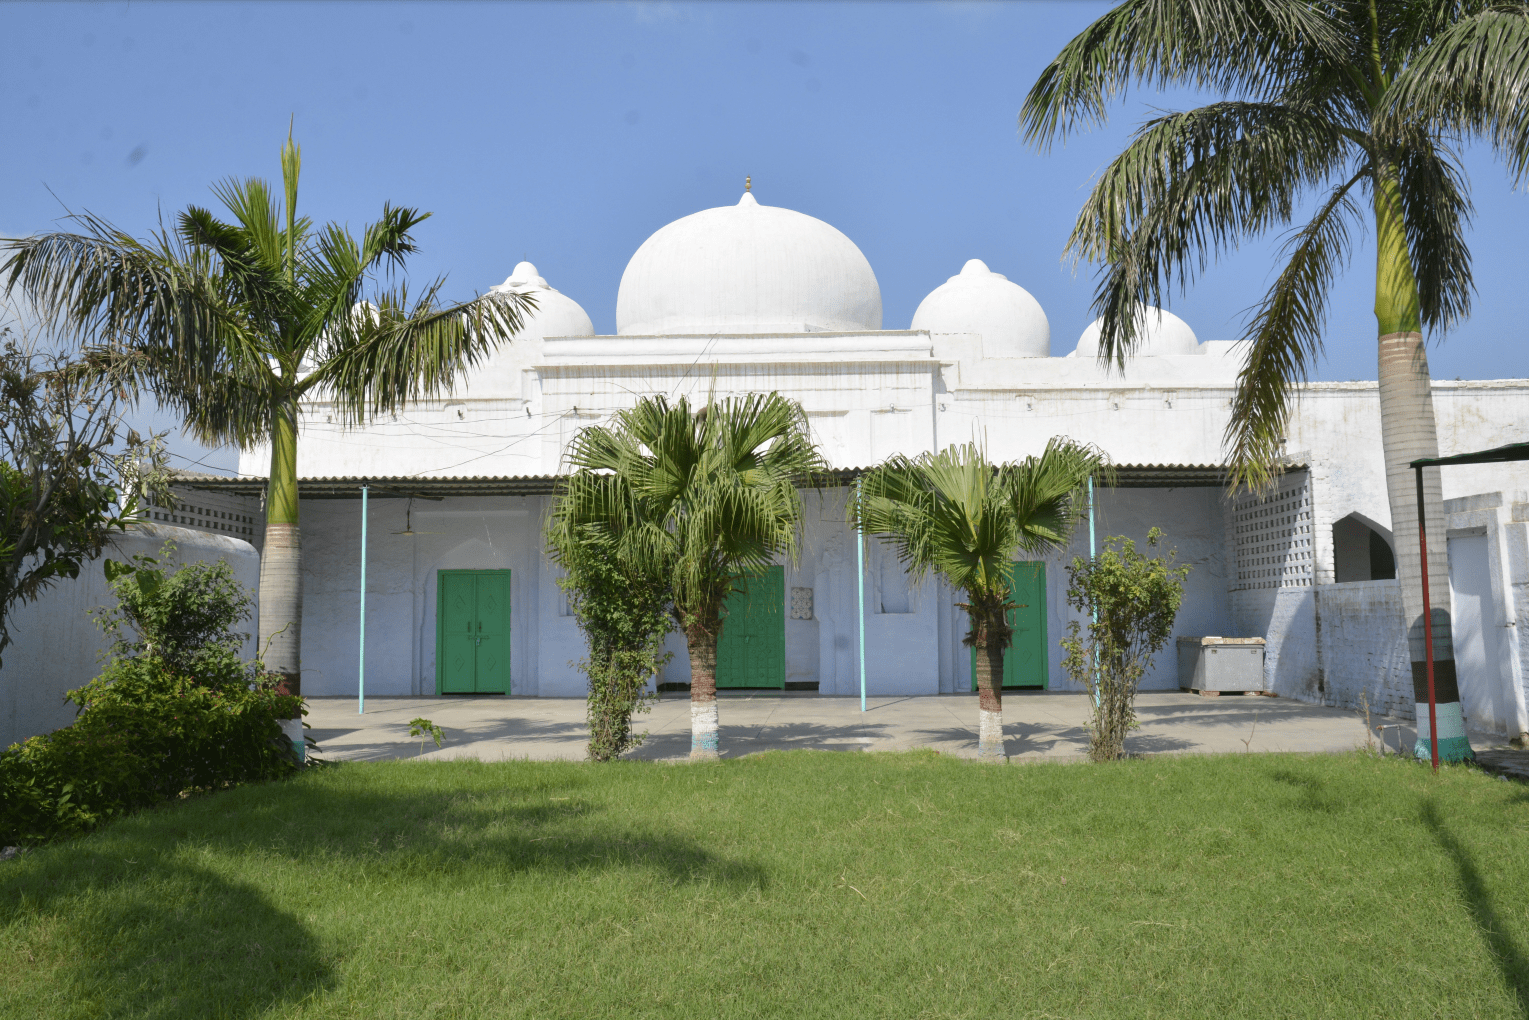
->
[1074,305,1198,358]
[488,261,595,340]
[615,191,882,335]
[459,263,593,396]
[910,259,1050,357]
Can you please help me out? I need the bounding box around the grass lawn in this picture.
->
[3,750,1529,1019]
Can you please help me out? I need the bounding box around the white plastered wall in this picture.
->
[0,524,260,747]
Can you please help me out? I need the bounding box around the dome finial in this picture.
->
[745,175,751,192]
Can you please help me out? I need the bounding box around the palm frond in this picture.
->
[853,440,1104,608]
[1395,136,1475,333]
[361,204,430,276]
[209,177,288,274]
[1225,170,1365,491]
[1070,101,1354,362]
[302,281,534,421]
[1385,5,1529,184]
[1020,0,1348,147]
[554,393,823,621]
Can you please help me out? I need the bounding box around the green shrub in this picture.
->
[94,543,254,682]
[546,521,671,762]
[1,549,302,847]
[0,657,302,846]
[1060,529,1191,761]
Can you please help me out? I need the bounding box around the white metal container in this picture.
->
[1177,636,1267,693]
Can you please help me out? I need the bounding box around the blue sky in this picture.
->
[3,1,1525,474]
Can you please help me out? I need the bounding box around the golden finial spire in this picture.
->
[745,176,751,192]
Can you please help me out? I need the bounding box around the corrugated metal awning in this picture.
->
[173,462,1305,500]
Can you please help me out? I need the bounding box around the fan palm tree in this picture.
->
[852,440,1106,761]
[1,133,532,705]
[1020,1,1529,763]
[551,391,823,761]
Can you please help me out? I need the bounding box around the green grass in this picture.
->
[3,751,1529,1019]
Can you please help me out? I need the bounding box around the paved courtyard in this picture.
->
[303,691,1462,763]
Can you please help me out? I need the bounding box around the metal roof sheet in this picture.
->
[173,462,1305,500]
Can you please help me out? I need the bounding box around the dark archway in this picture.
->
[1333,513,1397,582]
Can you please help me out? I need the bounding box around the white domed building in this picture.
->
[183,186,1529,745]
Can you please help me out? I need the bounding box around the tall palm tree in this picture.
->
[852,440,1106,761]
[2,133,531,707]
[552,392,822,761]
[1021,1,1529,763]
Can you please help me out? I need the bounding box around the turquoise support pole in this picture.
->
[359,483,368,714]
[857,481,867,713]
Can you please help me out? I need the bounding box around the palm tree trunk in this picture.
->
[686,620,720,761]
[259,397,304,756]
[971,604,1006,762]
[1373,168,1472,762]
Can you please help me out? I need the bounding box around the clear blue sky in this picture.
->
[3,1,1525,474]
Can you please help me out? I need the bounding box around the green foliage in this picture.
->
[0,334,170,668]
[94,542,255,681]
[550,391,820,724]
[546,514,671,762]
[852,439,1107,651]
[555,392,821,638]
[1060,528,1191,761]
[1021,0,1529,488]
[407,718,444,757]
[1,550,299,846]
[0,656,301,846]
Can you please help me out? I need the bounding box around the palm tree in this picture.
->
[552,391,822,761]
[2,133,531,705]
[1020,1,1529,763]
[852,440,1106,761]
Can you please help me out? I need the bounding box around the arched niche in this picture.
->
[1333,512,1397,583]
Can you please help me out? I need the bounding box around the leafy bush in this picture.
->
[0,657,301,845]
[1060,529,1191,762]
[0,549,301,846]
[94,543,254,682]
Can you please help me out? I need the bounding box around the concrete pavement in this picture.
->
[302,690,1459,763]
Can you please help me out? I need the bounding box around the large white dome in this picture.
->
[911,259,1050,357]
[1074,305,1198,358]
[615,191,882,335]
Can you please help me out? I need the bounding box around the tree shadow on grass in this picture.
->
[1422,799,1529,1018]
[2,767,767,1018]
[2,851,332,1020]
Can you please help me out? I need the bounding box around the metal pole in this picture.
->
[1088,475,1100,709]
[857,479,867,713]
[1414,466,1440,771]
[359,483,368,715]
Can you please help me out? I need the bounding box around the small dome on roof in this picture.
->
[615,190,882,335]
[1073,305,1198,358]
[458,263,593,396]
[910,259,1050,357]
[488,261,595,340]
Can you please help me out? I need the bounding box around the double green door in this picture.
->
[437,570,511,694]
[971,561,1049,690]
[716,566,785,689]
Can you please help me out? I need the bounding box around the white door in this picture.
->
[1447,535,1509,733]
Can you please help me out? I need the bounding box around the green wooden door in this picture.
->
[440,572,478,693]
[716,566,785,689]
[436,570,511,694]
[971,561,1049,690]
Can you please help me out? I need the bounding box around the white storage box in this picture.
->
[1177,636,1268,693]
